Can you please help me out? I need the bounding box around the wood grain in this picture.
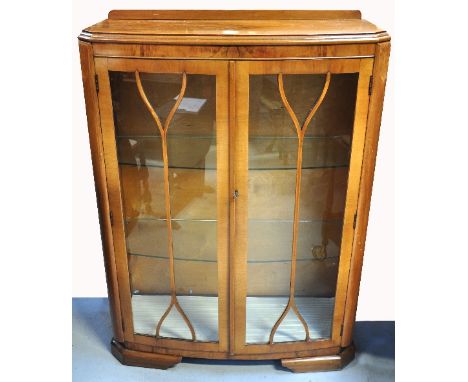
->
[86,18,384,37]
[92,44,376,61]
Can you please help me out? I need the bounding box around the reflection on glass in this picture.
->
[246,73,358,344]
[110,71,218,341]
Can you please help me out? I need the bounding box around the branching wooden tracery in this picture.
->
[269,72,331,344]
[135,71,196,341]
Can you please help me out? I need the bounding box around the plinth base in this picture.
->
[111,339,181,369]
[281,344,355,372]
[111,338,354,373]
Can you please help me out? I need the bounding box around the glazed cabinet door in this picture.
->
[95,58,229,353]
[232,59,373,354]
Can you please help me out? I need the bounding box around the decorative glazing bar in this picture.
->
[269,72,331,344]
[135,70,197,341]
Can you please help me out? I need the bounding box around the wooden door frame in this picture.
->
[231,58,374,355]
[94,57,230,353]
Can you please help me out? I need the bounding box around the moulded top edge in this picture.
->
[79,16,390,46]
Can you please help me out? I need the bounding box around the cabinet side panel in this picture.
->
[341,42,391,347]
[330,59,373,345]
[78,41,124,342]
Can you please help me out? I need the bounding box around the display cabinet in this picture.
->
[78,10,390,373]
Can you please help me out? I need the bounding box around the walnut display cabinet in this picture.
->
[78,10,390,373]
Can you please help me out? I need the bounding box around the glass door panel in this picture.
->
[240,63,365,347]
[108,68,222,343]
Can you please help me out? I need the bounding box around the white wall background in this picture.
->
[72,0,394,321]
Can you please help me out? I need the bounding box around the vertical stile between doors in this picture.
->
[231,61,250,353]
[228,60,237,355]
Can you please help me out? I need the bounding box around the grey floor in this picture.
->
[73,298,394,382]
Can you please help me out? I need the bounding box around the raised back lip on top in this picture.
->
[107,9,363,20]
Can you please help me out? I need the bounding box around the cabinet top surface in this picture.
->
[80,10,390,45]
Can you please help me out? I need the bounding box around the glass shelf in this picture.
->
[118,135,214,140]
[129,252,217,263]
[119,162,217,170]
[129,252,339,264]
[125,217,340,223]
[249,165,349,170]
[126,217,217,222]
[250,135,349,140]
[117,134,348,140]
[119,162,348,171]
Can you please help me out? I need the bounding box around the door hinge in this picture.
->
[109,211,114,226]
[353,212,358,229]
[95,74,99,93]
[368,75,374,95]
